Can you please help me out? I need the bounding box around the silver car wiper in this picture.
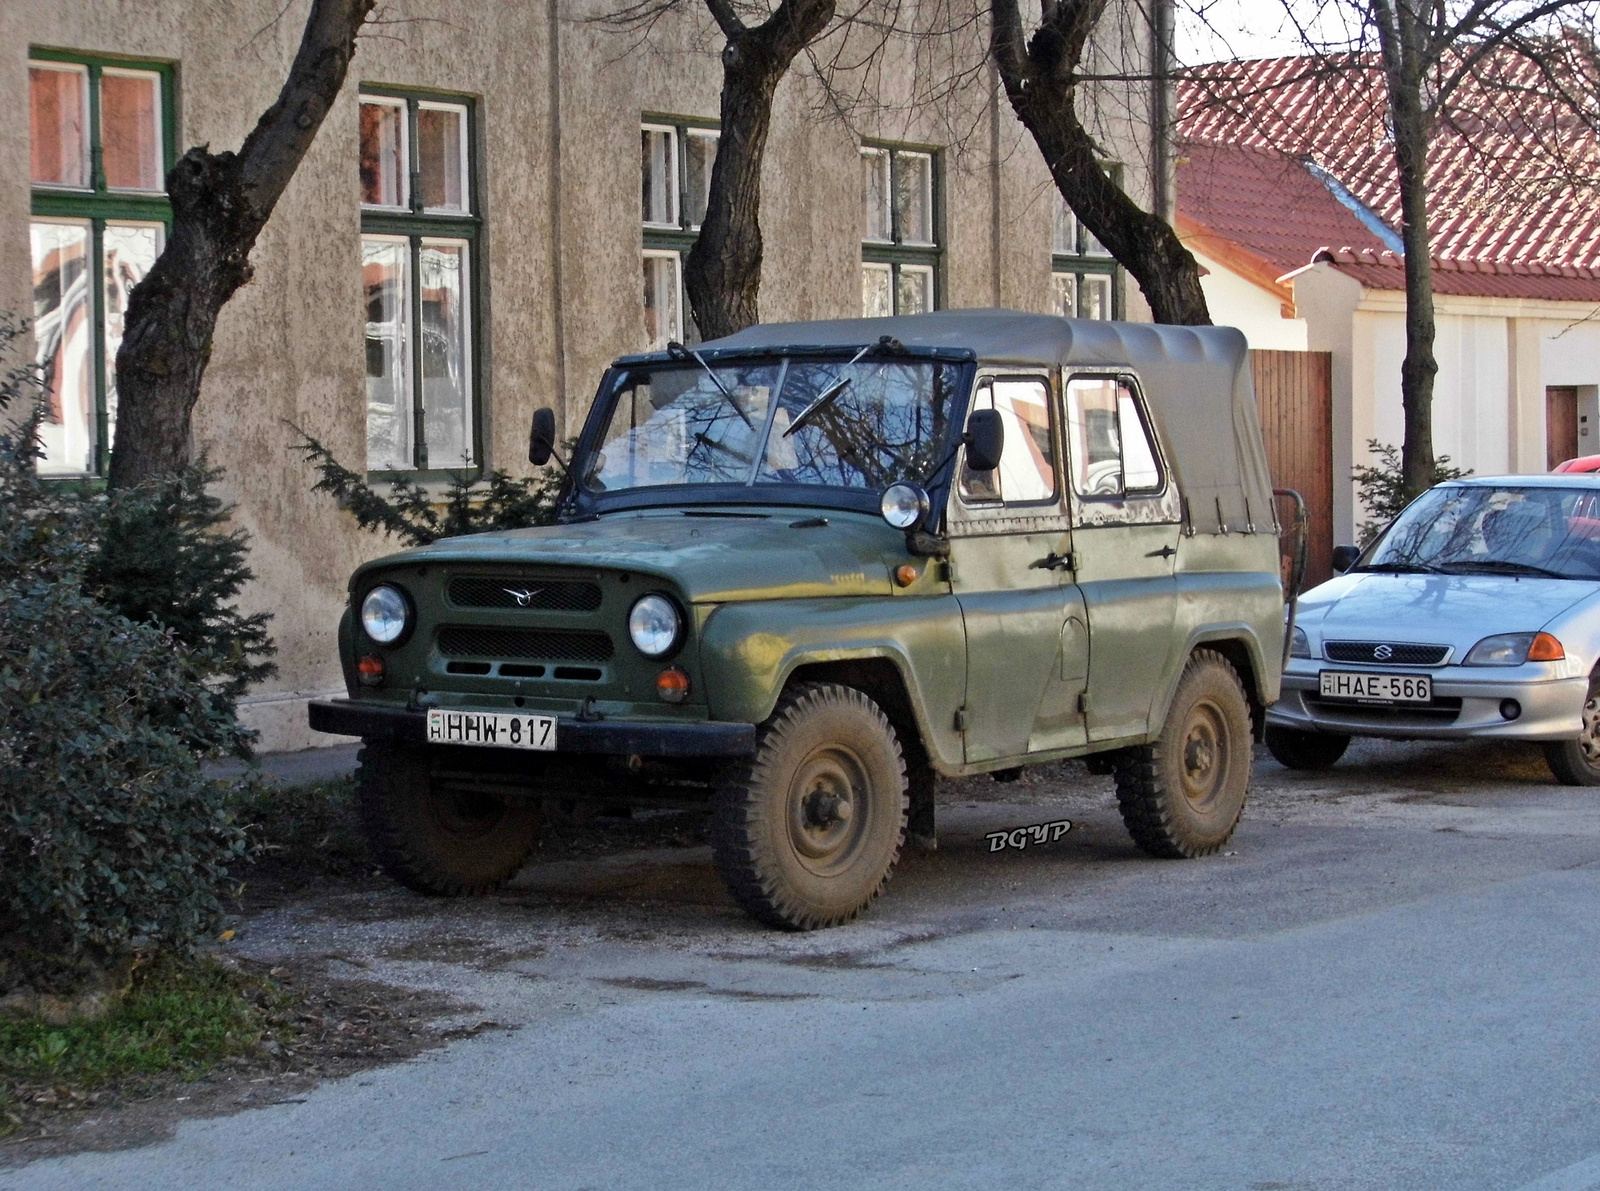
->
[1437,559,1571,580]
[783,343,875,438]
[1353,561,1442,574]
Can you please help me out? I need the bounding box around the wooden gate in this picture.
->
[1252,350,1334,588]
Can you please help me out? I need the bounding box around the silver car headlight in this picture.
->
[1464,631,1565,666]
[360,584,411,645]
[1290,625,1311,658]
[628,593,683,658]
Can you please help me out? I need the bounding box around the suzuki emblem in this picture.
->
[1373,644,1393,661]
[503,587,541,607]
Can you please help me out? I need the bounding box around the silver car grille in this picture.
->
[1323,641,1450,666]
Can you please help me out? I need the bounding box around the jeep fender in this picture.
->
[696,595,967,770]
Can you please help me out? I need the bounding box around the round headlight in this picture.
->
[880,481,931,531]
[629,594,683,658]
[360,584,411,645]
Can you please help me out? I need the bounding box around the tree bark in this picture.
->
[1371,0,1438,499]
[108,0,375,490]
[684,0,836,341]
[990,0,1210,326]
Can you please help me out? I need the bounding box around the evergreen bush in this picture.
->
[1351,439,1471,546]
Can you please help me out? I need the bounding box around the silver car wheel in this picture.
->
[1581,695,1600,766]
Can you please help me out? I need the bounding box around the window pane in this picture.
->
[1083,274,1111,319]
[103,223,163,461]
[686,129,718,229]
[419,242,472,469]
[643,252,681,350]
[894,151,933,245]
[1084,224,1111,257]
[360,99,407,208]
[1066,377,1123,496]
[861,148,891,242]
[30,64,88,188]
[963,379,1053,504]
[101,70,163,191]
[1052,196,1077,255]
[31,221,94,475]
[1119,387,1161,490]
[1051,272,1077,319]
[896,264,933,315]
[959,383,1000,502]
[862,262,892,318]
[363,239,411,470]
[418,103,468,213]
[642,127,677,226]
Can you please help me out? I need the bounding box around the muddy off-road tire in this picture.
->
[1545,674,1600,786]
[1114,650,1252,858]
[1264,725,1351,771]
[711,683,908,930]
[357,741,542,895]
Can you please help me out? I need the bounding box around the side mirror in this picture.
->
[964,408,1004,473]
[1331,544,1360,573]
[528,407,557,466]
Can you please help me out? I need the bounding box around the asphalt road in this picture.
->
[9,737,1600,1191]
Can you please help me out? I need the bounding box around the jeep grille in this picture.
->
[447,577,603,612]
[436,625,614,663]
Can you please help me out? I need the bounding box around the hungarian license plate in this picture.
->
[1318,671,1432,704]
[426,708,556,750]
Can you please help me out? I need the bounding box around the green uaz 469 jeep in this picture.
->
[311,310,1286,929]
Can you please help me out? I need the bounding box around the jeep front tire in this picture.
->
[711,683,908,930]
[1114,650,1251,858]
[357,741,543,895]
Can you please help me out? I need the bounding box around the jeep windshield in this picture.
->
[1363,484,1600,580]
[574,355,965,510]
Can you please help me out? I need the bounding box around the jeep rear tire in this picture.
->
[711,683,908,930]
[357,741,542,895]
[1114,650,1251,858]
[1264,725,1350,770]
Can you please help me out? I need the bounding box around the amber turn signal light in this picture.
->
[656,667,691,704]
[1528,632,1566,661]
[357,654,386,686]
[894,564,919,587]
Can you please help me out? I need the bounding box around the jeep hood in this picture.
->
[1297,571,1600,655]
[352,509,904,602]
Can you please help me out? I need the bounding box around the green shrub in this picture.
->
[293,428,565,544]
[1351,439,1471,546]
[0,314,263,972]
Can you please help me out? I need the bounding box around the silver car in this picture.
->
[1267,475,1600,784]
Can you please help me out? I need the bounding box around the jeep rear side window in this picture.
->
[1065,376,1161,498]
[958,378,1055,504]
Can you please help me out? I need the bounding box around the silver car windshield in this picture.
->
[1366,485,1600,580]
[580,358,960,495]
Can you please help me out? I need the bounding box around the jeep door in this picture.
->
[947,376,1090,763]
[1062,375,1183,742]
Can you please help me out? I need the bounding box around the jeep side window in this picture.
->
[1065,376,1162,498]
[958,378,1055,505]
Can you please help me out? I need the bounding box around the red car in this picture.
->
[1553,456,1600,473]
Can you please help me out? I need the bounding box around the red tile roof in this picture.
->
[1176,51,1600,301]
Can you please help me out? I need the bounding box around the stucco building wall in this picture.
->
[8,0,1164,750]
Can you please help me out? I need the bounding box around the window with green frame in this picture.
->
[29,48,175,477]
[359,89,480,473]
[1050,177,1122,321]
[860,143,941,318]
[640,117,719,351]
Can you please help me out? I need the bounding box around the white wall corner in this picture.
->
[1506,318,1546,473]
[1292,264,1364,543]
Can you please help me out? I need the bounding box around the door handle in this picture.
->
[1033,552,1077,571]
[1146,545,1177,559]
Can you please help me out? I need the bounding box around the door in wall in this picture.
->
[1548,387,1579,469]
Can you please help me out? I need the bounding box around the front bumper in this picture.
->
[308,699,756,757]
[1266,663,1587,740]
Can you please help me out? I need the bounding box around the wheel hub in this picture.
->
[1179,700,1228,811]
[787,746,869,870]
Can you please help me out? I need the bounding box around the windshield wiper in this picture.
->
[1353,561,1443,574]
[783,343,875,438]
[1437,559,1571,579]
[667,341,752,428]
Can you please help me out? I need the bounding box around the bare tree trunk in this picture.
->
[1371,0,1438,499]
[684,0,836,341]
[108,0,375,490]
[990,0,1210,325]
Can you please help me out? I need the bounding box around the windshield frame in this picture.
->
[1356,480,1600,581]
[560,347,978,521]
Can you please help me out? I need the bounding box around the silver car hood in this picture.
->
[1297,572,1600,655]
